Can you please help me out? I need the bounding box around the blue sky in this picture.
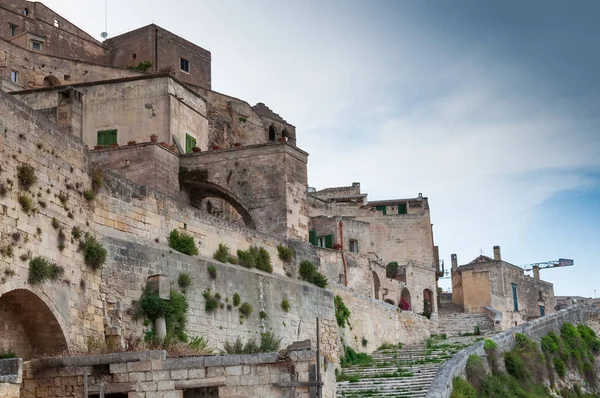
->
[47,0,600,297]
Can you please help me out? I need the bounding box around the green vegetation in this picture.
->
[239,302,253,318]
[168,229,198,256]
[213,243,236,263]
[0,351,17,359]
[466,354,486,390]
[277,244,294,262]
[334,294,350,327]
[377,342,403,351]
[51,217,60,229]
[340,345,374,368]
[362,337,368,347]
[134,284,189,343]
[281,298,291,312]
[385,261,399,278]
[91,168,103,192]
[232,292,241,307]
[236,246,272,273]
[259,310,267,320]
[207,264,217,279]
[451,376,477,398]
[128,60,154,72]
[188,336,211,353]
[83,190,96,201]
[222,331,282,354]
[18,194,33,213]
[299,260,327,288]
[202,289,220,313]
[80,234,107,271]
[0,244,14,258]
[28,256,64,285]
[177,272,192,291]
[17,164,36,190]
[71,226,82,240]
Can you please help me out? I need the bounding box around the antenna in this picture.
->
[100,0,108,40]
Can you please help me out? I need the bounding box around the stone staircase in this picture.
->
[437,304,495,337]
[336,338,469,397]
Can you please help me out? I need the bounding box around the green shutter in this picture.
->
[356,241,359,253]
[97,129,117,146]
[398,204,407,214]
[97,131,106,145]
[309,230,317,246]
[325,234,333,249]
[376,205,387,215]
[186,134,197,153]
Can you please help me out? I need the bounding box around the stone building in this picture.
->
[451,246,556,329]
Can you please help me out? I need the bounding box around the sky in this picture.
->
[45,0,600,297]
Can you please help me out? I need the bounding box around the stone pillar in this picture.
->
[56,88,83,139]
[533,266,540,280]
[451,254,458,272]
[147,274,170,339]
[493,245,501,261]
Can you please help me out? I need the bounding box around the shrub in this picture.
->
[134,285,189,343]
[281,298,291,312]
[81,234,107,271]
[128,60,154,71]
[553,357,566,378]
[577,323,600,353]
[466,354,487,390]
[0,351,17,359]
[474,324,481,336]
[259,310,267,320]
[213,243,231,263]
[168,229,198,256]
[232,293,241,307]
[83,190,96,201]
[236,246,272,272]
[277,244,294,262]
[340,345,373,367]
[28,256,64,285]
[451,376,477,398]
[57,229,67,251]
[178,272,192,291]
[91,168,103,192]
[71,226,82,240]
[17,164,36,190]
[259,331,282,352]
[51,217,60,229]
[188,336,212,353]
[504,350,529,381]
[202,289,219,313]
[239,302,253,318]
[299,260,328,288]
[207,265,217,279]
[0,183,7,197]
[18,194,33,213]
[334,295,350,327]
[361,337,368,347]
[483,339,497,351]
[377,342,403,351]
[0,245,14,258]
[385,261,399,278]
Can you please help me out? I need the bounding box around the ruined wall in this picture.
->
[0,1,108,63]
[333,286,434,354]
[0,38,141,91]
[21,349,335,398]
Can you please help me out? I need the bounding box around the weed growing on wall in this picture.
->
[51,217,60,229]
[239,302,253,318]
[386,261,399,278]
[91,168,103,192]
[207,265,217,279]
[232,292,241,307]
[80,234,107,270]
[18,194,33,213]
[236,246,273,273]
[134,285,189,343]
[277,244,294,262]
[178,272,193,292]
[334,295,351,327]
[0,351,17,359]
[340,345,373,368]
[83,190,96,201]
[213,243,236,263]
[281,298,291,312]
[299,260,328,288]
[222,332,282,355]
[28,256,64,285]
[168,229,198,256]
[259,310,267,320]
[71,226,82,240]
[202,289,220,313]
[17,164,36,190]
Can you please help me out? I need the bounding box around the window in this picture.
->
[316,237,326,248]
[398,203,407,214]
[130,52,137,60]
[97,129,118,146]
[180,58,190,73]
[185,134,197,154]
[63,74,71,81]
[316,234,333,249]
[539,306,545,317]
[23,8,29,16]
[10,70,18,83]
[512,283,518,311]
[31,40,42,51]
[349,239,359,253]
[268,125,276,142]
[376,205,387,215]
[53,19,59,28]
[9,24,16,37]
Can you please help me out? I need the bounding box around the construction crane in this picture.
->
[522,258,574,272]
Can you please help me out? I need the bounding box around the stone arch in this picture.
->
[268,125,276,142]
[384,299,395,306]
[281,129,290,140]
[423,288,433,315]
[188,181,256,229]
[43,75,60,87]
[0,289,68,359]
[372,271,381,300]
[400,288,411,311]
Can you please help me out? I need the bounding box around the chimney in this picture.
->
[451,254,458,271]
[533,266,540,280]
[493,245,501,261]
[56,88,83,139]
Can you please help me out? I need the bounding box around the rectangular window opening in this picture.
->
[9,24,16,37]
[375,205,387,215]
[512,283,518,311]
[316,237,325,248]
[349,239,359,253]
[185,133,197,154]
[180,58,190,73]
[10,70,18,83]
[97,129,118,146]
[31,40,42,51]
[398,203,407,214]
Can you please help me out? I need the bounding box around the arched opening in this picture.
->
[423,288,433,318]
[281,129,290,141]
[185,180,256,230]
[400,288,411,311]
[372,271,381,300]
[0,289,68,359]
[384,299,395,306]
[43,75,60,87]
[268,125,276,142]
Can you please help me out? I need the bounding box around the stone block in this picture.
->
[170,369,189,380]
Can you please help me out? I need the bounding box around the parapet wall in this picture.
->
[427,304,599,398]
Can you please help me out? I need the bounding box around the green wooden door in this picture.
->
[97,129,117,146]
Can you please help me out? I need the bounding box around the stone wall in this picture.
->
[0,358,22,398]
[427,304,598,398]
[20,349,335,398]
[0,38,140,92]
[333,286,434,354]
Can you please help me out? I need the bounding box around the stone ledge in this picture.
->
[0,358,22,384]
[29,351,166,370]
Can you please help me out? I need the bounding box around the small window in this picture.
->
[97,129,118,146]
[316,237,325,248]
[185,134,197,154]
[376,205,387,215]
[9,24,16,37]
[23,8,29,16]
[398,203,407,214]
[180,58,190,73]
[268,125,276,142]
[63,74,71,81]
[31,40,42,51]
[349,239,359,253]
[130,52,137,60]
[53,19,59,28]
[10,70,18,83]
